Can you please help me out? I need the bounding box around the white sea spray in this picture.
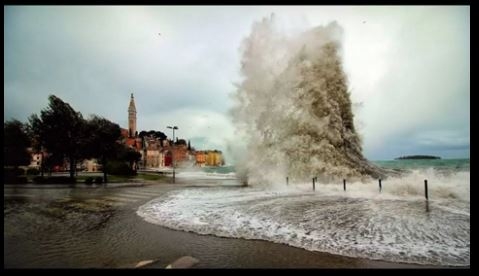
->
[230,15,390,186]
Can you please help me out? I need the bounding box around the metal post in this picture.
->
[167,126,178,184]
[313,177,315,191]
[379,179,382,193]
[424,179,428,200]
[343,179,346,191]
[172,128,175,183]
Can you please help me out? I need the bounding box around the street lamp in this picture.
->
[167,126,178,183]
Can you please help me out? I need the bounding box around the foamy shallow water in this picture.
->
[137,171,469,266]
[175,171,237,180]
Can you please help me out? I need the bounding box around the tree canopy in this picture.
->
[82,115,124,182]
[139,130,167,140]
[4,120,31,168]
[176,139,187,146]
[121,147,142,171]
[28,95,86,178]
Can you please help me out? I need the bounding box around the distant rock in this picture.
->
[165,256,199,269]
[395,155,441,160]
[135,259,157,268]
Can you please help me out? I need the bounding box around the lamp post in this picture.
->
[167,126,178,183]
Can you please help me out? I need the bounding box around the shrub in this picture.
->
[84,177,93,185]
[15,176,28,184]
[105,161,135,176]
[26,168,40,176]
[33,176,46,184]
[94,177,103,184]
[51,177,76,184]
[4,168,28,184]
[4,175,28,184]
[33,176,76,184]
[4,167,25,177]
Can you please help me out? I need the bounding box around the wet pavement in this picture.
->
[4,180,444,268]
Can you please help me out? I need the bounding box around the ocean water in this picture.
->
[172,166,237,180]
[198,159,470,175]
[137,159,470,266]
[200,166,236,174]
[373,159,470,173]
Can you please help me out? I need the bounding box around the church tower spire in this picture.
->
[128,93,137,137]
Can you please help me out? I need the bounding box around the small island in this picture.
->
[395,155,441,160]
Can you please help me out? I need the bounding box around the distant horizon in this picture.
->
[371,157,470,162]
[218,156,471,167]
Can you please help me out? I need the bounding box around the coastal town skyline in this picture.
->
[25,92,225,173]
[4,6,470,161]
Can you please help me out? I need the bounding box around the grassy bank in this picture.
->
[106,173,167,183]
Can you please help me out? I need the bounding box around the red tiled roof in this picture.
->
[121,128,129,139]
[126,138,135,147]
[123,137,140,150]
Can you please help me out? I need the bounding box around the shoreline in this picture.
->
[136,216,457,269]
[130,181,465,269]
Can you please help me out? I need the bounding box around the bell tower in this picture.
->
[128,93,137,137]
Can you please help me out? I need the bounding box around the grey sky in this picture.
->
[4,6,469,162]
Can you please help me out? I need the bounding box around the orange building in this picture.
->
[195,151,207,167]
[172,144,188,164]
[205,150,224,166]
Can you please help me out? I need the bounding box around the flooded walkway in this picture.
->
[4,181,440,268]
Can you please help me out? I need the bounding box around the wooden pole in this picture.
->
[343,179,346,191]
[313,177,315,191]
[286,177,289,185]
[379,179,382,192]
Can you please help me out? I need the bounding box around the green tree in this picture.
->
[83,115,123,183]
[27,114,46,176]
[4,120,31,169]
[123,147,142,172]
[139,130,167,140]
[42,153,65,176]
[28,95,86,179]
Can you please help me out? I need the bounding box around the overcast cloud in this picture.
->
[4,6,469,162]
